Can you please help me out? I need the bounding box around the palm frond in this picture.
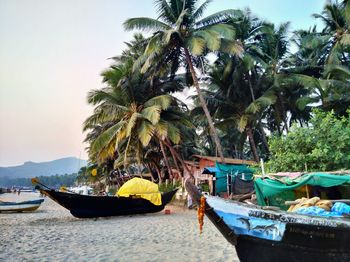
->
[245,94,277,114]
[175,9,188,29]
[206,24,235,39]
[164,29,181,44]
[195,9,242,28]
[296,97,319,110]
[238,115,248,132]
[167,123,181,144]
[186,36,206,55]
[340,33,350,46]
[91,122,125,154]
[126,112,140,136]
[154,0,177,24]
[144,95,172,110]
[124,17,171,32]
[141,105,162,125]
[192,0,212,21]
[219,39,244,57]
[138,121,155,147]
[145,34,162,55]
[154,120,168,140]
[193,30,221,51]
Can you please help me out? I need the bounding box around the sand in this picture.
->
[0,192,239,261]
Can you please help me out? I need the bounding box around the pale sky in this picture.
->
[0,0,325,166]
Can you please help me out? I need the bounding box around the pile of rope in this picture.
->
[287,197,333,212]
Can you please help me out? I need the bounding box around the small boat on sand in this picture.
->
[32,178,178,218]
[185,180,350,262]
[0,199,44,212]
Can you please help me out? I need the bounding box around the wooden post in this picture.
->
[227,175,232,196]
[209,176,213,195]
[306,185,310,198]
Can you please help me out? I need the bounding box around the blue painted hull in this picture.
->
[205,196,350,262]
[0,199,44,212]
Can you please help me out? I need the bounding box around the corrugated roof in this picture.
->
[191,155,257,165]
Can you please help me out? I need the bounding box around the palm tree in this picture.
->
[84,34,194,180]
[123,0,243,162]
[313,0,350,65]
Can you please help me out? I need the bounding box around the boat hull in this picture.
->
[0,199,44,212]
[205,196,350,262]
[236,227,350,262]
[40,189,178,218]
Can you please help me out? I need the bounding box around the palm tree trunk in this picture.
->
[152,161,162,182]
[246,126,259,162]
[146,163,156,183]
[167,142,182,176]
[159,140,173,181]
[163,138,191,176]
[184,47,225,163]
[248,78,269,153]
[277,93,289,134]
[258,120,269,153]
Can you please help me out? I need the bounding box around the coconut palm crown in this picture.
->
[123,0,244,162]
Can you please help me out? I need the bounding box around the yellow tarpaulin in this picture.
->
[117,178,162,206]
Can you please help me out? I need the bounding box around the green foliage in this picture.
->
[267,110,350,172]
[0,173,77,188]
[158,181,181,192]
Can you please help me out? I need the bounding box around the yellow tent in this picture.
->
[117,178,162,206]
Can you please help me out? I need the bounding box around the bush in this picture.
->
[158,181,182,192]
[267,110,350,172]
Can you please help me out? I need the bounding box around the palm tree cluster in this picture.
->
[82,0,350,183]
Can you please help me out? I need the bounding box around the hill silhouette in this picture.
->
[0,157,87,179]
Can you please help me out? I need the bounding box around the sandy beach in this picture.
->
[0,192,239,261]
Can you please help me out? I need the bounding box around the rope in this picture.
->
[198,196,206,234]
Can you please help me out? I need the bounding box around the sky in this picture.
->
[0,0,326,167]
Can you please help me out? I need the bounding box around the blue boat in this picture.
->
[0,199,44,212]
[186,180,350,262]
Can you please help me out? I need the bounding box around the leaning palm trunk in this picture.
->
[184,47,225,163]
[258,121,270,153]
[159,140,173,181]
[166,141,182,177]
[163,138,191,176]
[248,79,269,153]
[246,126,259,162]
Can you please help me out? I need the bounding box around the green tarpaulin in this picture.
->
[215,162,254,193]
[255,173,350,206]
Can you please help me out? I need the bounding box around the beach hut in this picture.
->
[186,155,256,197]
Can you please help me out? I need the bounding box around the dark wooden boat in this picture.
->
[36,186,178,218]
[186,180,350,262]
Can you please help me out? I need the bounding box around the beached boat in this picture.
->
[186,181,350,262]
[33,178,178,218]
[0,199,44,212]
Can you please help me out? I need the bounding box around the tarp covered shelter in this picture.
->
[117,178,162,205]
[255,173,350,206]
[213,162,254,194]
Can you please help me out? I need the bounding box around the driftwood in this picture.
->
[230,191,255,202]
[285,199,350,205]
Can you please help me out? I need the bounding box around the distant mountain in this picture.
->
[0,157,87,179]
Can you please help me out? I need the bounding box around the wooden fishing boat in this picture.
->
[186,181,350,262]
[0,199,44,212]
[34,185,178,218]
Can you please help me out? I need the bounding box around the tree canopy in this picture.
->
[81,0,350,184]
